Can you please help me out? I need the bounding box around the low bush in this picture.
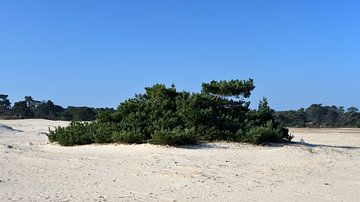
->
[112,130,145,144]
[245,121,292,144]
[151,127,199,146]
[49,122,120,146]
[90,122,119,143]
[49,122,93,146]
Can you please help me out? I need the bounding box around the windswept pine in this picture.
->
[48,79,293,146]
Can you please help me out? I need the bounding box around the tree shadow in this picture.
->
[0,124,23,133]
[290,141,360,150]
[175,143,229,150]
[174,141,360,150]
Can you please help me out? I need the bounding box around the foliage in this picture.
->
[90,122,119,143]
[151,127,199,145]
[112,130,145,144]
[246,121,292,143]
[12,101,34,118]
[275,104,360,128]
[48,79,293,146]
[64,106,97,121]
[34,100,64,120]
[48,122,119,146]
[48,122,93,146]
[0,95,102,121]
[0,94,11,115]
[97,108,116,123]
[202,79,255,98]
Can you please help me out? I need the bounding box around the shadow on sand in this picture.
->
[176,141,360,150]
[0,124,23,133]
[289,141,360,150]
[175,143,229,150]
[264,141,360,150]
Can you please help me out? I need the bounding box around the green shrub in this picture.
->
[194,126,220,141]
[151,127,198,145]
[245,121,292,144]
[90,122,119,143]
[48,80,293,146]
[97,109,114,123]
[48,122,119,146]
[112,130,145,144]
[48,122,93,146]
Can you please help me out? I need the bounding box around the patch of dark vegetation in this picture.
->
[0,94,113,121]
[48,79,293,146]
[275,105,360,128]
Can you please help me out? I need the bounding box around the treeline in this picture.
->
[0,94,108,121]
[274,104,360,128]
[49,79,293,146]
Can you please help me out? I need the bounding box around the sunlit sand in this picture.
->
[1,119,360,201]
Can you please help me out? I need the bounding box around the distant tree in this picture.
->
[0,94,101,121]
[346,112,360,127]
[60,110,73,121]
[338,106,345,113]
[12,101,33,118]
[65,106,97,121]
[306,104,327,127]
[34,100,65,120]
[0,94,11,116]
[293,108,307,127]
[275,108,307,127]
[347,107,359,113]
[323,106,339,127]
[24,96,41,110]
[24,96,33,107]
[275,104,360,128]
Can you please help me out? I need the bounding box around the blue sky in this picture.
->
[1,0,359,110]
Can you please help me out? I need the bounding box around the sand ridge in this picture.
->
[1,119,360,201]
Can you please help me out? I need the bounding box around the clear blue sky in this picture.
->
[1,0,359,110]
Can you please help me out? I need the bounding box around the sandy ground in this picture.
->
[1,119,360,202]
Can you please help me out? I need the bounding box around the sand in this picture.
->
[1,119,360,201]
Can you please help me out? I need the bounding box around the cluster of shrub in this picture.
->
[0,95,106,121]
[274,104,360,128]
[48,79,293,146]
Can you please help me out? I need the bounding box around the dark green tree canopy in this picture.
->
[347,107,359,113]
[0,94,11,115]
[0,94,102,121]
[275,104,360,128]
[201,79,255,99]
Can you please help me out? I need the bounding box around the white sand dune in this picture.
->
[1,119,360,201]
